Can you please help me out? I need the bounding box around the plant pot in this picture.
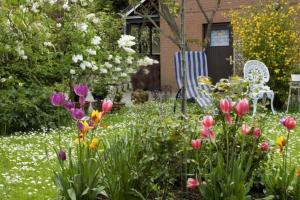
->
[291,74,300,82]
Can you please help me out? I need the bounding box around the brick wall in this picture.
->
[160,0,256,91]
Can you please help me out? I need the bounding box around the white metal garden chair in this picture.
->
[244,60,276,115]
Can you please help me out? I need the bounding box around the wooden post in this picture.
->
[180,0,187,116]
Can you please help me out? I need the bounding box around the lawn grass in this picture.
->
[0,101,300,199]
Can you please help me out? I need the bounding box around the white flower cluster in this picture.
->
[91,36,101,46]
[85,13,100,24]
[16,46,28,60]
[137,56,159,67]
[74,23,88,32]
[117,35,136,54]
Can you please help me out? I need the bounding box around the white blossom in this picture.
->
[56,23,62,28]
[118,35,136,49]
[80,61,92,70]
[63,3,70,11]
[92,66,98,71]
[72,54,83,63]
[114,67,122,72]
[85,13,95,20]
[31,2,40,13]
[70,69,76,75]
[120,73,127,77]
[123,47,135,54]
[20,5,28,13]
[1,78,6,83]
[104,62,112,68]
[75,23,88,32]
[137,56,159,66]
[100,68,108,74]
[91,36,101,45]
[114,56,122,64]
[70,0,78,2]
[43,41,53,47]
[22,55,28,60]
[108,55,113,60]
[86,49,96,55]
[19,82,24,87]
[48,0,57,5]
[92,18,100,24]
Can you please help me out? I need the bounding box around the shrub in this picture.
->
[230,1,300,106]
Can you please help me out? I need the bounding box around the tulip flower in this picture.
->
[260,142,269,152]
[191,139,201,150]
[282,117,296,130]
[253,128,261,138]
[219,99,231,113]
[201,128,216,139]
[91,110,102,125]
[241,124,251,135]
[74,84,89,97]
[63,101,75,111]
[90,137,99,150]
[276,135,287,149]
[201,115,214,128]
[102,99,113,113]
[57,150,67,161]
[186,178,199,189]
[225,113,232,125]
[71,108,85,120]
[77,121,93,135]
[50,92,65,106]
[235,99,249,117]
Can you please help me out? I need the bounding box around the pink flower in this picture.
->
[50,92,65,106]
[241,124,251,135]
[102,99,113,113]
[64,102,75,111]
[201,115,214,128]
[253,128,261,138]
[282,117,296,130]
[71,108,85,120]
[186,178,199,189]
[260,142,269,152]
[191,139,201,150]
[219,99,231,114]
[235,99,249,117]
[201,128,216,139]
[225,113,232,125]
[74,84,89,97]
[79,96,86,107]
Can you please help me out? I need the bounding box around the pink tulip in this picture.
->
[225,113,232,125]
[201,128,216,139]
[50,92,65,106]
[219,99,231,114]
[261,142,269,152]
[74,84,89,97]
[191,139,201,150]
[235,99,249,117]
[241,124,251,135]
[102,99,113,113]
[187,178,199,189]
[253,128,261,138]
[282,117,296,130]
[201,115,214,128]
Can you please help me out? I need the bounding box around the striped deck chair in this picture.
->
[174,51,211,109]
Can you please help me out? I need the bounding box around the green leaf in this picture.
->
[67,188,77,200]
[81,187,89,196]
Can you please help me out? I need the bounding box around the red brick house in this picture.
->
[123,0,298,92]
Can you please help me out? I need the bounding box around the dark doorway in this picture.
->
[204,23,233,83]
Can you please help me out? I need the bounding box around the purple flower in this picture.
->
[50,92,65,106]
[57,150,66,161]
[74,84,89,97]
[79,96,86,107]
[64,102,75,111]
[71,108,85,120]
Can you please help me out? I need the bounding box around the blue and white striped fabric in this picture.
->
[174,51,211,107]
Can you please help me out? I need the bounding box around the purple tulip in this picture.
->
[50,92,65,106]
[71,108,85,120]
[74,84,89,97]
[57,150,66,161]
[79,96,86,107]
[64,102,75,111]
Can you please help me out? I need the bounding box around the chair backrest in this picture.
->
[174,51,208,89]
[244,60,269,84]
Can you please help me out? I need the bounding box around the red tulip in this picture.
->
[283,117,296,130]
[102,99,113,113]
[253,128,261,138]
[241,124,251,135]
[201,115,214,128]
[235,99,249,117]
[201,128,216,139]
[225,113,232,125]
[260,142,269,152]
[191,139,201,150]
[187,178,199,189]
[219,99,231,114]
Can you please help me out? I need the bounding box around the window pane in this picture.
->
[140,26,150,54]
[129,24,139,52]
[152,27,160,54]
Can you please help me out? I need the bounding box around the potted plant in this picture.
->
[291,67,300,82]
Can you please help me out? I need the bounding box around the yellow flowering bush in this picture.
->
[230,1,300,105]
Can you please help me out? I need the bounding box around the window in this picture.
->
[210,29,230,47]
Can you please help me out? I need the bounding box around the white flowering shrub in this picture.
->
[0,0,157,133]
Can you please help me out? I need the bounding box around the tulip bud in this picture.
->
[282,117,296,130]
[241,124,251,135]
[219,99,231,114]
[57,150,67,161]
[260,142,269,152]
[187,178,199,189]
[253,128,261,138]
[191,139,201,150]
[102,100,113,113]
[201,115,214,128]
[235,99,249,117]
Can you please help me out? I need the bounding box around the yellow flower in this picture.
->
[91,110,102,126]
[297,169,300,177]
[89,137,99,150]
[197,76,212,86]
[78,121,93,136]
[276,135,287,151]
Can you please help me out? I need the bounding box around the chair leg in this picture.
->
[270,94,276,114]
[173,88,182,113]
[252,98,258,116]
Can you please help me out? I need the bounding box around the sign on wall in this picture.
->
[210,29,230,47]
